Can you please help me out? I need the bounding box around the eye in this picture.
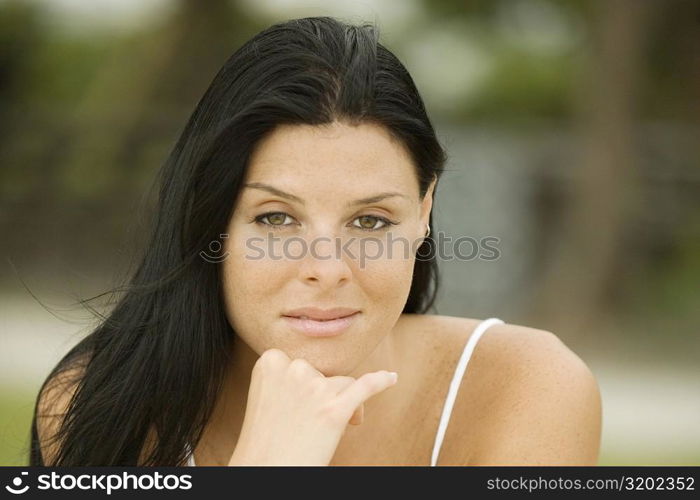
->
[352,215,395,232]
[253,212,296,230]
[252,212,397,232]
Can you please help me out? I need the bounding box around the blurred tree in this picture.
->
[421,0,699,338]
[526,0,694,336]
[0,0,266,282]
[60,0,265,201]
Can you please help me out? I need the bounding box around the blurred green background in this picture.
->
[1,0,698,465]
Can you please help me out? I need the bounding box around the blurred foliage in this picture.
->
[0,388,34,466]
[465,46,577,119]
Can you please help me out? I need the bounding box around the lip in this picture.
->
[282,311,361,337]
[282,307,360,321]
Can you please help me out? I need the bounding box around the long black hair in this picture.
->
[29,16,447,466]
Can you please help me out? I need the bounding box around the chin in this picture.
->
[314,362,355,378]
[274,343,358,377]
[302,353,357,377]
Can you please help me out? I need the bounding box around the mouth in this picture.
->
[283,312,356,321]
[282,311,360,337]
[281,307,360,322]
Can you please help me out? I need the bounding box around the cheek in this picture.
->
[350,235,416,296]
[353,257,413,302]
[224,259,292,302]
[220,234,290,346]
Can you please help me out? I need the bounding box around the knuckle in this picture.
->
[265,348,287,362]
[289,357,307,369]
[288,358,311,378]
[309,376,327,393]
[255,348,287,373]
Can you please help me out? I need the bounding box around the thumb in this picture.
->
[336,370,398,420]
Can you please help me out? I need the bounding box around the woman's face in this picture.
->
[221,120,434,376]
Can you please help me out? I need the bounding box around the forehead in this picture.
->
[244,121,419,195]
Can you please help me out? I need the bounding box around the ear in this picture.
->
[419,176,436,229]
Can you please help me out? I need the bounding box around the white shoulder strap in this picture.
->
[430,317,504,466]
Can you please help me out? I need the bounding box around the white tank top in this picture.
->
[185,317,504,467]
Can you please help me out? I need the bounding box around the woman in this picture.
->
[30,16,601,466]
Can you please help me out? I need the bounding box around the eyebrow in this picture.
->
[243,182,410,207]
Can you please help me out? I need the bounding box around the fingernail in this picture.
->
[389,371,398,383]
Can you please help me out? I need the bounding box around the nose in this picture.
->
[297,230,353,287]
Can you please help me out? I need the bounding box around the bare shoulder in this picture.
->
[35,363,86,465]
[404,313,598,395]
[395,313,484,357]
[400,314,602,466]
[468,320,602,465]
[35,359,160,466]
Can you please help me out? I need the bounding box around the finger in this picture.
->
[254,348,292,372]
[288,357,322,378]
[324,376,356,394]
[336,371,398,417]
[348,403,364,425]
